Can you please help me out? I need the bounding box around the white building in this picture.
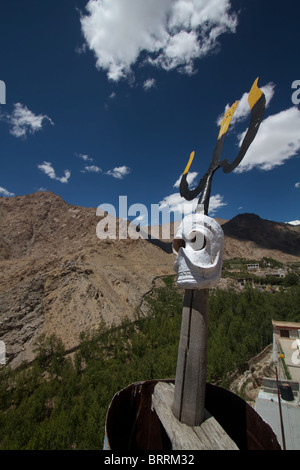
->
[270,269,286,278]
[255,320,300,450]
[272,320,300,341]
[246,263,260,270]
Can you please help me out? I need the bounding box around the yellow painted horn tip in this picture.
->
[183,150,195,175]
[248,77,263,109]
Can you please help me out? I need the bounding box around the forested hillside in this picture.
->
[0,278,299,450]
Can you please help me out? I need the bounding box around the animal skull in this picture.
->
[173,213,224,289]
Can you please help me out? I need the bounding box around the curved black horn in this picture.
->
[220,78,266,173]
[178,78,266,211]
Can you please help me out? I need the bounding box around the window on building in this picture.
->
[280,330,290,338]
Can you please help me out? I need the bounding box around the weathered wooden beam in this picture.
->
[172,289,209,426]
[153,382,238,450]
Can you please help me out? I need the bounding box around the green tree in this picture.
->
[33,333,66,377]
[284,272,299,286]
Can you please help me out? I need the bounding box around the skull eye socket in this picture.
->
[188,231,206,251]
[172,238,185,254]
[172,232,207,254]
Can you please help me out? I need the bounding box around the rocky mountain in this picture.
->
[143,213,300,262]
[0,192,174,367]
[222,213,300,261]
[0,191,299,368]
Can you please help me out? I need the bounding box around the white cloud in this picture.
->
[135,214,146,222]
[208,194,227,215]
[76,154,102,174]
[37,161,71,184]
[158,173,226,219]
[0,186,15,197]
[80,0,237,82]
[159,192,194,214]
[3,103,53,138]
[75,43,87,55]
[106,166,131,179]
[286,220,300,226]
[82,165,102,173]
[235,106,300,172]
[153,30,200,72]
[173,171,199,189]
[295,182,300,188]
[158,191,226,217]
[143,78,156,90]
[77,153,93,162]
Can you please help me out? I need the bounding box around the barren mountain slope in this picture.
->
[0,192,174,367]
[145,215,300,262]
[222,213,300,261]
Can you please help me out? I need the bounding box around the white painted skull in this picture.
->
[173,213,224,289]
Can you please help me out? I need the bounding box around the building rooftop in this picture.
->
[272,320,300,330]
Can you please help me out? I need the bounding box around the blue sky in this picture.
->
[0,0,300,227]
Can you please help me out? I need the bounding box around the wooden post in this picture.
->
[172,288,209,426]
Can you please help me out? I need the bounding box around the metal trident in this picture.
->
[180,77,266,215]
[172,78,266,426]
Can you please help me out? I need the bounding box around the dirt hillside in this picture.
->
[0,192,174,367]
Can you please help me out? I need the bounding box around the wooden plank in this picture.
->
[152,382,238,450]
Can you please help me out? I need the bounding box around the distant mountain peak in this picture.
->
[222,212,300,257]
